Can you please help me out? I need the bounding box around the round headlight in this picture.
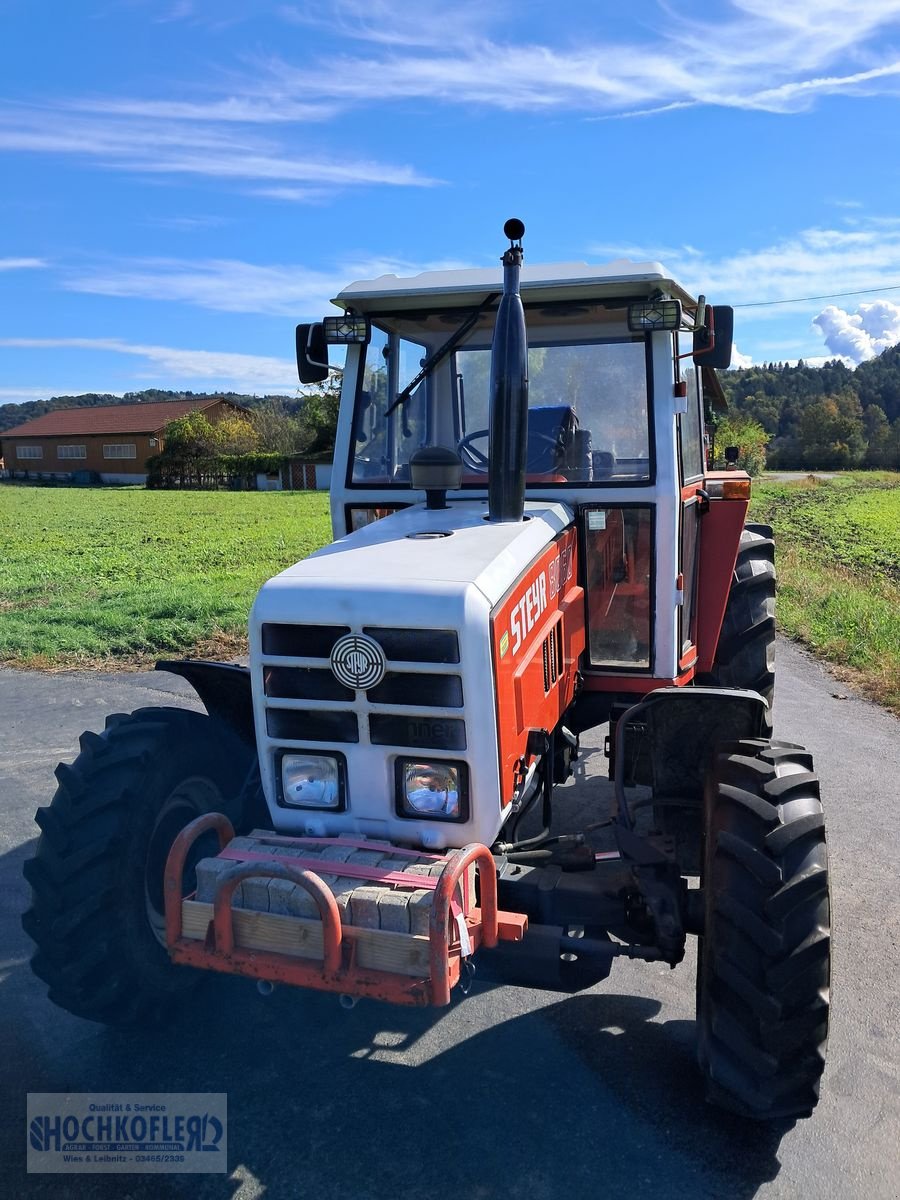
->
[281,753,342,809]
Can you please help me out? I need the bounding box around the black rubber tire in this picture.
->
[22,707,254,1025]
[697,738,830,1120]
[699,524,776,734]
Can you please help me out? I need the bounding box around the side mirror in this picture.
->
[296,323,329,384]
[693,305,734,369]
[724,445,739,469]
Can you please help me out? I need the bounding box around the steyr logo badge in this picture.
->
[331,634,386,690]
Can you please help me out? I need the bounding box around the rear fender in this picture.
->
[155,660,255,748]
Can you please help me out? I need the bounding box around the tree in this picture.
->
[213,412,259,456]
[251,398,306,455]
[863,404,893,468]
[798,390,866,469]
[711,412,770,476]
[298,378,341,457]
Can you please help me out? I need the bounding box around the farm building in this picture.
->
[0,397,246,484]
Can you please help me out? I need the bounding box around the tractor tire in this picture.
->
[23,706,254,1026]
[699,524,776,734]
[697,739,830,1120]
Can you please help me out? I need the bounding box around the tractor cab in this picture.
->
[298,244,740,688]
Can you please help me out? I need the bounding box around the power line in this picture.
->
[734,283,900,309]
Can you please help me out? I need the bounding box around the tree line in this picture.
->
[718,344,900,471]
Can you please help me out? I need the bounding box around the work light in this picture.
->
[627,299,683,332]
[323,314,371,344]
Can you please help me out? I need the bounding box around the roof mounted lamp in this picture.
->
[628,298,683,332]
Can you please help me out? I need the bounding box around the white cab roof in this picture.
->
[334,259,696,312]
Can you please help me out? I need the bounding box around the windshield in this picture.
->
[349,305,651,486]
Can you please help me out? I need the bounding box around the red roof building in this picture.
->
[1,397,245,482]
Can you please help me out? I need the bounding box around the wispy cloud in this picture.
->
[0,104,438,192]
[71,96,337,123]
[590,217,900,316]
[0,337,299,391]
[264,0,900,116]
[61,254,475,316]
[0,257,49,271]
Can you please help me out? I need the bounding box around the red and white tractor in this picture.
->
[24,220,829,1121]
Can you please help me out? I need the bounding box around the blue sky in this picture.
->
[4,0,900,405]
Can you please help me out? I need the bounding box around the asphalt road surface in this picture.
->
[2,638,898,1199]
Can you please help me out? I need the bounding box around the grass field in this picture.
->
[751,472,900,714]
[0,486,332,668]
[2,475,899,713]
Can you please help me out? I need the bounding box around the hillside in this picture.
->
[0,389,299,435]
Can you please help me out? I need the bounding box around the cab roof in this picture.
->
[333,258,697,313]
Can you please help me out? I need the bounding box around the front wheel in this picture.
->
[697,739,830,1120]
[23,707,254,1025]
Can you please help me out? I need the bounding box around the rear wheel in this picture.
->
[699,524,776,733]
[23,707,254,1025]
[697,738,830,1120]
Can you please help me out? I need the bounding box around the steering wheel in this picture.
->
[457,428,565,474]
[457,428,490,472]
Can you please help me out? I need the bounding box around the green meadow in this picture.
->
[751,472,900,714]
[0,487,332,667]
[2,475,899,714]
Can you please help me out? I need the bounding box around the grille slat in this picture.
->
[264,666,354,702]
[364,627,459,664]
[369,714,466,751]
[262,623,350,658]
[367,672,463,708]
[266,708,359,743]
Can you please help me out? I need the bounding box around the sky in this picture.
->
[4,0,900,405]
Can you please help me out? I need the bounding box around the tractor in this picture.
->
[24,220,830,1121]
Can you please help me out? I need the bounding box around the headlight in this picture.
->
[279,752,344,810]
[397,759,467,822]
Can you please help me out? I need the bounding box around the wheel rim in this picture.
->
[144,777,224,946]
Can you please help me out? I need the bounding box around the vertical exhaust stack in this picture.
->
[488,218,528,523]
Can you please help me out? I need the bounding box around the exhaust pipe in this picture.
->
[488,218,528,523]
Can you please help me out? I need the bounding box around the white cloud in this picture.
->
[0,338,300,392]
[730,343,754,369]
[590,218,900,318]
[261,0,900,116]
[71,96,337,123]
[813,300,900,363]
[0,257,48,271]
[61,254,475,317]
[0,106,438,191]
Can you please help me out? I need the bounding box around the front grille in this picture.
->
[261,623,466,755]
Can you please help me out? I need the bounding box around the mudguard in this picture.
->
[155,660,255,746]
